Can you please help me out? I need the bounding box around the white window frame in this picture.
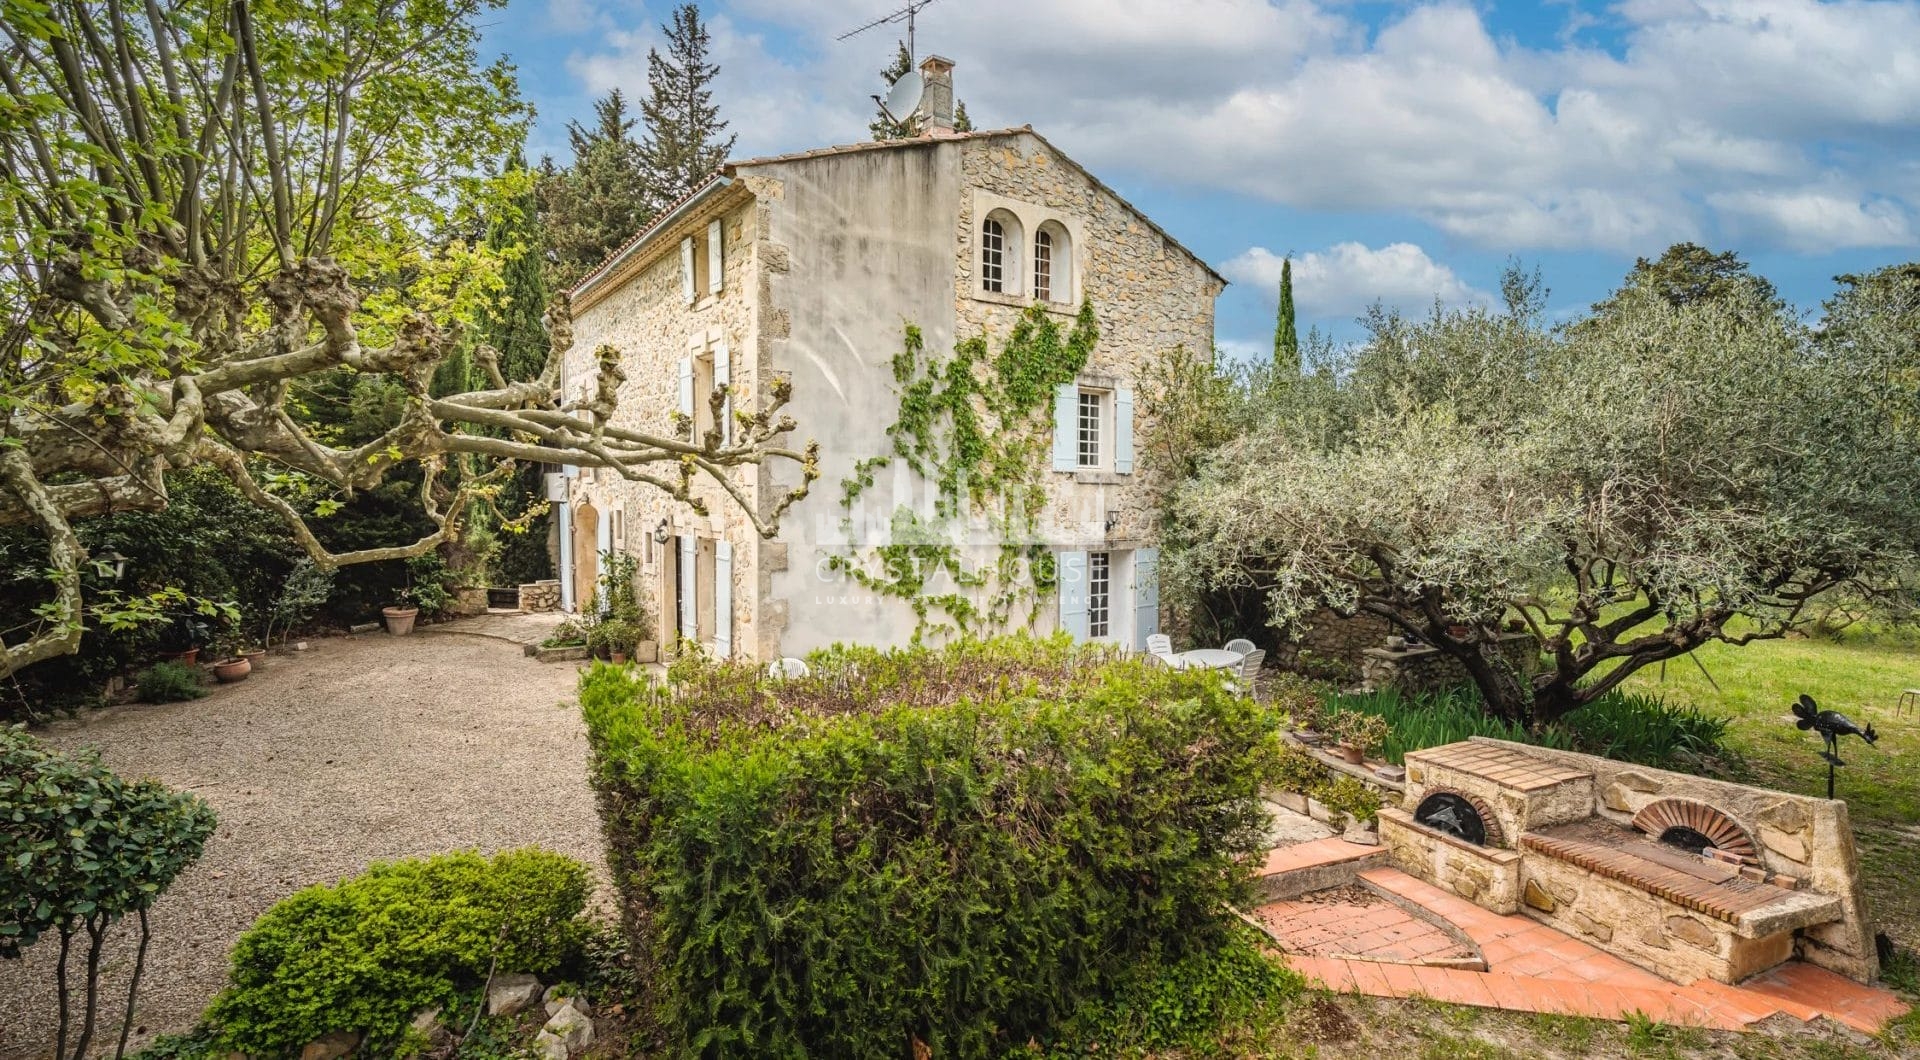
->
[1033,228,1053,303]
[981,216,1006,294]
[1077,388,1106,470]
[1087,551,1111,640]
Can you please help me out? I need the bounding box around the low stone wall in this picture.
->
[1269,609,1392,682]
[1360,634,1539,696]
[518,580,562,613]
[1520,847,1794,984]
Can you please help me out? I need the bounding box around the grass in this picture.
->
[1616,632,1920,949]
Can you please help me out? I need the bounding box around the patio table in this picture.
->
[1176,648,1244,671]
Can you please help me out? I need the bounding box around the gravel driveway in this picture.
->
[0,622,603,1060]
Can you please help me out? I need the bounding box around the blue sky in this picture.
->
[478,0,1920,359]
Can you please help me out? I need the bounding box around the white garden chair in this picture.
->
[1146,633,1173,657]
[1223,638,1257,656]
[1226,649,1265,696]
[767,657,811,679]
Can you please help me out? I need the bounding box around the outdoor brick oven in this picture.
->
[1378,738,1879,985]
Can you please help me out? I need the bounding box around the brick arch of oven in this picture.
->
[1413,786,1507,848]
[1629,798,1760,864]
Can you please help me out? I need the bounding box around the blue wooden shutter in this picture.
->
[707,219,724,294]
[677,356,694,431]
[715,540,733,658]
[713,339,730,444]
[1058,550,1089,642]
[1052,384,1077,472]
[1131,548,1159,650]
[1114,387,1135,474]
[677,536,695,643]
[680,237,695,304]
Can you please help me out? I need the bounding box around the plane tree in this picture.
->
[0,0,816,677]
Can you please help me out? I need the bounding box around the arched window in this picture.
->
[1034,221,1072,304]
[1033,229,1054,302]
[981,217,1006,293]
[980,209,1023,296]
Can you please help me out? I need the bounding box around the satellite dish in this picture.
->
[884,72,924,120]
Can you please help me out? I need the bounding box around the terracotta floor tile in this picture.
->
[1345,960,1396,998]
[1423,968,1497,1009]
[1499,949,1566,978]
[1378,962,1425,998]
[1481,973,1544,1013]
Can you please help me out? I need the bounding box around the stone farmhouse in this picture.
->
[555,57,1224,661]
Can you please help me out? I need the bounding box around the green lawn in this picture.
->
[1617,633,1920,952]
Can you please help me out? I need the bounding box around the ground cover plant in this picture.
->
[201,849,590,1057]
[582,634,1288,1057]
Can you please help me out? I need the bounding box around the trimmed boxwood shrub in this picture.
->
[582,634,1287,1057]
[202,849,589,1057]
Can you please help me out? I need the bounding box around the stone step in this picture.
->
[1251,836,1390,901]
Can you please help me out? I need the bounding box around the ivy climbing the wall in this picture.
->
[830,301,1099,638]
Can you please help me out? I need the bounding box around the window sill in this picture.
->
[970,290,1076,314]
[1068,470,1127,485]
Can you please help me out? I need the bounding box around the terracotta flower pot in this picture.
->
[1337,742,1365,765]
[240,649,267,669]
[382,606,419,636]
[610,651,630,665]
[212,657,251,683]
[165,647,200,666]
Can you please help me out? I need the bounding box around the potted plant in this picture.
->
[1288,697,1328,745]
[161,616,211,665]
[598,618,641,664]
[1329,711,1390,766]
[382,599,420,635]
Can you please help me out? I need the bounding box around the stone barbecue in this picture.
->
[1378,738,1879,986]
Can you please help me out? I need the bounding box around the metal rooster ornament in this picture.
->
[1791,693,1878,799]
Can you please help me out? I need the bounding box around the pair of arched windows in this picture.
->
[980,209,1072,303]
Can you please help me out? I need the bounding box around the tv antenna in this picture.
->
[837,0,939,63]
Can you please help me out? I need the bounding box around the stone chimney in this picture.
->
[915,55,956,133]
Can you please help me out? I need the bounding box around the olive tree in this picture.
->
[1172,278,1920,726]
[0,0,817,677]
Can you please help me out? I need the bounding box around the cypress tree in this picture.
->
[639,3,735,214]
[539,91,651,289]
[483,147,552,383]
[1274,256,1300,373]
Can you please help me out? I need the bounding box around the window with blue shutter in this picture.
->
[1052,383,1077,472]
[680,237,695,304]
[713,339,730,444]
[1114,387,1134,474]
[1131,548,1159,650]
[1057,550,1089,641]
[714,540,733,658]
[677,536,695,645]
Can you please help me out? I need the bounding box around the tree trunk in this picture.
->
[1455,638,1535,726]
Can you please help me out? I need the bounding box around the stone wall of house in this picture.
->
[955,133,1221,561]
[563,185,768,657]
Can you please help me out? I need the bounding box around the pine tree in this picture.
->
[639,3,735,214]
[869,40,974,140]
[1273,256,1300,373]
[539,91,651,289]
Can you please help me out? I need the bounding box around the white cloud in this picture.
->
[1224,243,1490,318]
[552,0,1920,255]
[1706,188,1917,251]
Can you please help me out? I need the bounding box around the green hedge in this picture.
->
[582,635,1286,1058]
[203,849,589,1057]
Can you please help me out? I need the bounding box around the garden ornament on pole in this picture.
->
[1791,693,1878,799]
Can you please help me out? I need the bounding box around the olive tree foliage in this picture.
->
[1169,261,1920,725]
[0,0,818,678]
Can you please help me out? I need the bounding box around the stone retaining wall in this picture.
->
[1360,634,1539,696]
[518,580,562,613]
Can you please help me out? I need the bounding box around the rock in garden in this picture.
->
[543,1002,596,1054]
[531,1030,569,1060]
[543,984,591,1017]
[299,1032,359,1060]
[487,972,544,1017]
[409,1007,447,1045]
